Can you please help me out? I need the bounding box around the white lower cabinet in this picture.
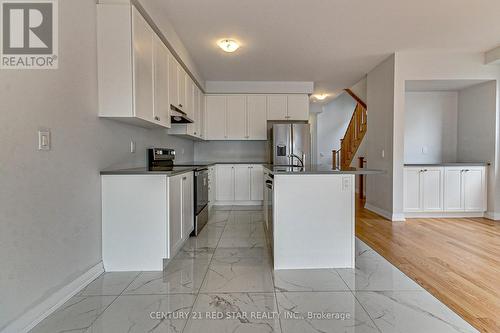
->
[102,171,194,271]
[404,165,486,217]
[169,172,194,257]
[215,164,264,204]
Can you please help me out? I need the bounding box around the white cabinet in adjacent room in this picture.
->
[405,165,486,217]
[443,168,463,211]
[216,165,235,201]
[421,168,443,211]
[444,167,486,212]
[404,167,444,212]
[403,168,421,212]
[463,168,486,211]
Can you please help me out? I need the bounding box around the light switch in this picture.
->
[381,149,385,159]
[38,129,51,151]
[422,145,428,154]
[130,140,136,153]
[342,177,351,191]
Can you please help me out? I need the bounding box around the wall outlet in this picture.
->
[38,129,51,151]
[130,140,136,153]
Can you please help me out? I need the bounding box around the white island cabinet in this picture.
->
[101,170,193,271]
[266,166,360,270]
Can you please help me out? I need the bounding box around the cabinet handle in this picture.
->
[179,104,183,108]
[183,176,187,180]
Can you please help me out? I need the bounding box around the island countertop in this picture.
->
[263,164,385,175]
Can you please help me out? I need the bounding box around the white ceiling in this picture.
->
[146,0,500,95]
[405,80,492,92]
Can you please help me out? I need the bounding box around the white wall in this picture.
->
[194,141,268,162]
[394,51,500,217]
[349,77,367,104]
[404,92,458,164]
[317,93,357,166]
[365,55,397,220]
[0,0,194,330]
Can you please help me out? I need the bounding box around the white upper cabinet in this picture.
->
[97,4,178,129]
[132,7,154,123]
[247,95,268,140]
[267,94,309,120]
[199,91,205,139]
[153,35,170,128]
[287,95,310,120]
[267,95,288,120]
[227,95,247,139]
[168,55,179,109]
[178,66,186,111]
[206,95,227,140]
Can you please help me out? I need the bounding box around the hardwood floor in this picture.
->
[356,201,500,333]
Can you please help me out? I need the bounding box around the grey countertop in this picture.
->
[174,161,267,166]
[263,164,385,175]
[404,162,489,167]
[100,167,195,176]
[100,161,268,176]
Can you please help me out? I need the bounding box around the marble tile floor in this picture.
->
[31,206,478,333]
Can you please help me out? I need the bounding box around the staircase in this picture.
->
[332,89,367,170]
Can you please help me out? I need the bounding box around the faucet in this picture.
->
[289,153,304,167]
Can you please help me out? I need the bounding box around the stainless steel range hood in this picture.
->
[170,105,193,124]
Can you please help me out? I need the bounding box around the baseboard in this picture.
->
[214,200,263,206]
[485,211,500,221]
[364,203,406,222]
[2,262,104,333]
[404,211,485,218]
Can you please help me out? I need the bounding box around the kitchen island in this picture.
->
[263,165,384,270]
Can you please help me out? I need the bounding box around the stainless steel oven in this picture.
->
[192,168,209,236]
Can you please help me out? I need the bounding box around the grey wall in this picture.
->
[194,141,268,162]
[317,93,357,166]
[404,92,458,164]
[0,0,194,329]
[365,55,396,218]
[457,81,497,212]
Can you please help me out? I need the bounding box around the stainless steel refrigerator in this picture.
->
[271,123,311,166]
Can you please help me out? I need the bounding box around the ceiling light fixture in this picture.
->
[312,94,328,101]
[217,39,240,53]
